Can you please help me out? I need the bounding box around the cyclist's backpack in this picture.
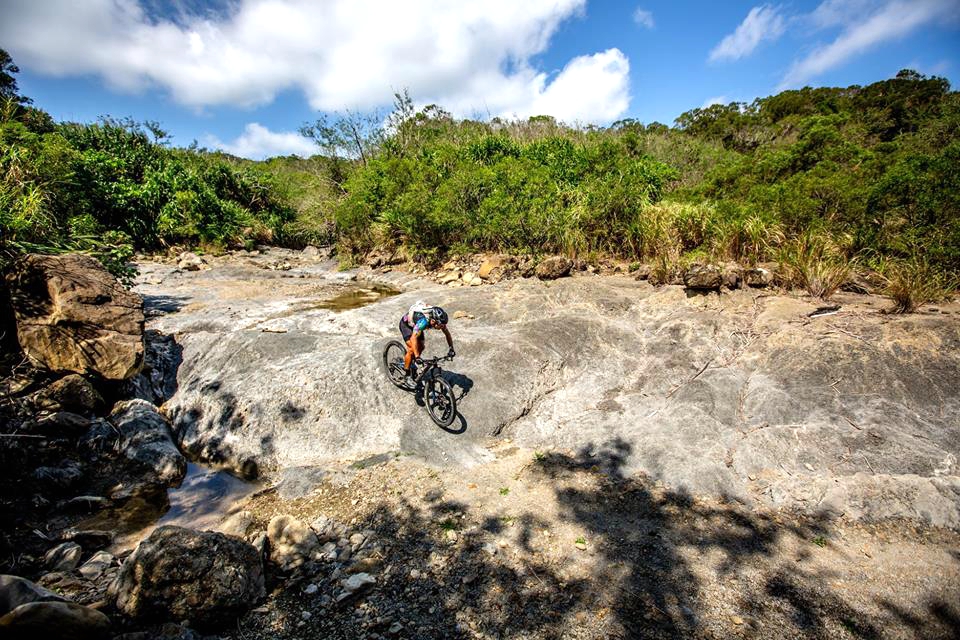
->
[407,300,432,327]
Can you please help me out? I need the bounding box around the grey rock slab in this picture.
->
[135,257,960,526]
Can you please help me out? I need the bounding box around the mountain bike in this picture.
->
[382,340,457,428]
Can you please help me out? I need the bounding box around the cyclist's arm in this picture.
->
[441,325,454,350]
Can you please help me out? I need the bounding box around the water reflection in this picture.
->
[158,463,258,530]
[313,283,399,311]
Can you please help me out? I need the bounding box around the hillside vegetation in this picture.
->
[1,46,957,305]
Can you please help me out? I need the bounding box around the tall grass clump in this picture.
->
[779,231,855,299]
[880,257,957,313]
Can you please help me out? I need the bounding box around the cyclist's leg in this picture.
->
[399,318,415,375]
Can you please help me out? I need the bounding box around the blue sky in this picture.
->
[2,0,958,159]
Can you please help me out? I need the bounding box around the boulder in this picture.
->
[44,542,82,572]
[112,526,264,628]
[744,266,774,288]
[0,574,67,613]
[32,375,103,413]
[5,253,144,380]
[176,252,205,272]
[477,255,516,282]
[632,264,652,281]
[0,601,110,639]
[267,515,319,570]
[535,256,573,280]
[721,263,742,289]
[438,270,462,285]
[683,264,723,290]
[109,399,186,490]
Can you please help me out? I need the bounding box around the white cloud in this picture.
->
[205,123,316,159]
[781,0,959,88]
[0,0,631,124]
[709,5,786,63]
[633,8,654,29]
[701,96,728,109]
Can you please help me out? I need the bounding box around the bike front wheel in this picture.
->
[424,375,457,428]
[382,340,410,389]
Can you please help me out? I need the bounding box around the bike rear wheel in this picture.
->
[382,340,410,389]
[424,375,457,428]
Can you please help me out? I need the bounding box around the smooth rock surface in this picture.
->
[136,254,960,526]
[109,399,186,488]
[5,253,144,379]
[0,574,67,613]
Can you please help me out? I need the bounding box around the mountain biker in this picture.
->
[400,300,455,384]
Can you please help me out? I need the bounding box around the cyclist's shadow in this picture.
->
[414,370,473,434]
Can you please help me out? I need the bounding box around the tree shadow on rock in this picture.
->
[229,438,953,640]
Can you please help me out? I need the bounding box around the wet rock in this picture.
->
[683,264,722,290]
[123,330,183,406]
[112,525,264,628]
[44,542,82,572]
[60,530,113,550]
[36,411,91,434]
[5,253,144,380]
[60,496,109,514]
[33,461,84,492]
[267,515,319,570]
[32,375,103,413]
[109,399,186,488]
[78,420,117,454]
[0,601,110,639]
[535,256,572,280]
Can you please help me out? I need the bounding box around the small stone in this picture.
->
[409,569,421,579]
[389,622,403,634]
[304,583,318,595]
[342,572,376,594]
[482,543,497,556]
[732,615,745,625]
[574,541,587,551]
[445,530,458,543]
[301,610,312,620]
